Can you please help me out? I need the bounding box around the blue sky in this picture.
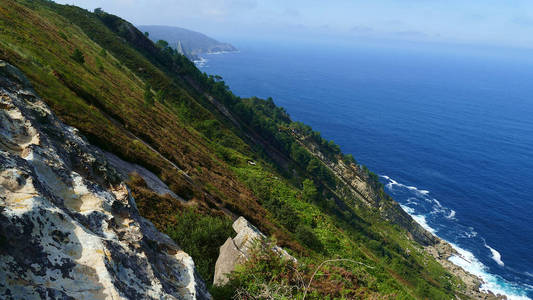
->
[55,0,533,48]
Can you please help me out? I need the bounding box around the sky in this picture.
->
[54,0,533,48]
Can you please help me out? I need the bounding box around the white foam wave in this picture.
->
[449,244,529,299]
[382,174,531,299]
[411,214,436,234]
[485,244,505,267]
[400,204,415,214]
[465,229,477,238]
[380,175,429,196]
[193,57,208,67]
[406,197,419,205]
[446,210,456,219]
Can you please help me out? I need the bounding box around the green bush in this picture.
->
[71,48,85,64]
[143,83,154,106]
[165,208,233,283]
[302,179,318,202]
[295,225,323,253]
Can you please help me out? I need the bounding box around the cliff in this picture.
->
[0,0,499,298]
[0,61,210,299]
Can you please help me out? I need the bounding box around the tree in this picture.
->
[343,154,356,165]
[155,40,169,49]
[306,158,321,176]
[144,31,149,37]
[302,179,318,202]
[144,83,154,106]
[71,49,85,64]
[290,143,310,166]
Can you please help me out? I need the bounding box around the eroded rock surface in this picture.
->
[213,216,295,286]
[0,60,210,299]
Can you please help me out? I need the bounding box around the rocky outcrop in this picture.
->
[293,132,499,299]
[294,134,437,246]
[425,240,505,300]
[0,60,210,299]
[213,217,295,286]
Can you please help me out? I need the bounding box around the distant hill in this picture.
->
[138,25,237,58]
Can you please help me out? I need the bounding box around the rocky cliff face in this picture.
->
[294,135,437,246]
[0,61,210,299]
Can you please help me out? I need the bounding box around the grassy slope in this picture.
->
[0,1,470,298]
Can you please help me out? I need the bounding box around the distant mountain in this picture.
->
[138,25,237,58]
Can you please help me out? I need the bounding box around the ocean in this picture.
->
[198,39,533,299]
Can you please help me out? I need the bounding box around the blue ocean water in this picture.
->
[199,39,533,299]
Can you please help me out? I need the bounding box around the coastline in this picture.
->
[193,50,240,67]
[192,48,530,300]
[425,238,505,299]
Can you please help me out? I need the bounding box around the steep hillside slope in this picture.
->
[0,1,497,299]
[0,60,210,299]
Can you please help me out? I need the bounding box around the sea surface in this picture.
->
[198,39,533,299]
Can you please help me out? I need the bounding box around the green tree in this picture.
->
[290,143,310,166]
[343,154,356,165]
[155,39,169,49]
[306,158,321,176]
[71,48,85,64]
[302,179,317,202]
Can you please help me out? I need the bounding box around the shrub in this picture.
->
[214,239,372,299]
[71,48,85,64]
[302,179,318,202]
[295,225,323,253]
[166,207,233,283]
[143,83,154,106]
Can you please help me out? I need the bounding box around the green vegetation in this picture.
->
[166,207,233,282]
[70,48,85,64]
[143,82,154,106]
[0,1,471,298]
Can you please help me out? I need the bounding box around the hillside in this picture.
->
[0,1,498,299]
[138,25,237,59]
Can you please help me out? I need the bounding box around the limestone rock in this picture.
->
[213,216,295,286]
[0,60,210,299]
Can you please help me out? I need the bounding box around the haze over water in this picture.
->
[199,39,533,299]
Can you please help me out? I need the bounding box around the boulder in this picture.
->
[213,216,295,286]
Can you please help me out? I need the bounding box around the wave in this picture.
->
[411,214,436,234]
[449,244,528,299]
[383,175,430,196]
[485,243,505,267]
[381,175,532,299]
[193,57,208,67]
[446,209,456,219]
[205,50,240,55]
